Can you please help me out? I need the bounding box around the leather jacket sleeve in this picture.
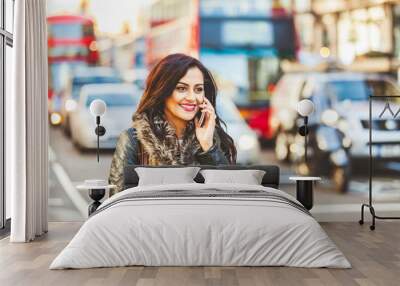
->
[196,134,229,165]
[108,129,138,196]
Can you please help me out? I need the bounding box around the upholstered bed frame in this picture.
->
[123,165,280,190]
[51,164,352,269]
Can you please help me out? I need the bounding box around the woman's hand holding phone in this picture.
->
[195,97,216,152]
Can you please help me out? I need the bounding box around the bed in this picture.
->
[50,165,350,269]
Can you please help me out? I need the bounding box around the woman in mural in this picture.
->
[109,53,236,195]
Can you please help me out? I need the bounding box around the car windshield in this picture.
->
[325,79,400,102]
[49,62,87,92]
[85,93,138,107]
[216,97,242,123]
[72,76,121,99]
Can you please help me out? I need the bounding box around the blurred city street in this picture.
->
[46,0,400,222]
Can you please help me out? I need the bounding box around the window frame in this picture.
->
[0,0,14,234]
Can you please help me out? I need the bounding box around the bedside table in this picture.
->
[77,180,116,216]
[289,177,321,210]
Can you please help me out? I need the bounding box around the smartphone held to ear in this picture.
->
[196,110,206,127]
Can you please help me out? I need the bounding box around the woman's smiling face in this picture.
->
[164,67,205,122]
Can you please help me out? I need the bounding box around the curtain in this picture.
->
[7,0,48,242]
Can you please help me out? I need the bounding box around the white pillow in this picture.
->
[200,169,266,185]
[135,167,201,186]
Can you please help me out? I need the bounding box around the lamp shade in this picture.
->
[89,99,107,117]
[297,99,314,117]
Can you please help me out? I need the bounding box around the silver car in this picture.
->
[70,83,139,150]
[271,72,400,192]
[60,67,122,135]
[271,72,400,161]
[216,96,261,164]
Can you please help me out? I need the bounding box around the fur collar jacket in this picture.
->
[108,113,229,195]
[132,112,203,165]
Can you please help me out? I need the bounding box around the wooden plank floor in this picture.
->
[0,221,399,286]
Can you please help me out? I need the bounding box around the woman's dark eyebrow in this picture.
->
[177,82,204,86]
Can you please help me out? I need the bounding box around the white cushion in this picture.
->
[135,167,201,186]
[200,169,266,185]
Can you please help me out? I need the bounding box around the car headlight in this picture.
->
[238,134,257,151]
[385,119,397,130]
[50,112,62,125]
[65,99,78,112]
[321,109,339,126]
[342,136,352,148]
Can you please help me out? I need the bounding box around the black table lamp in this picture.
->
[297,99,315,164]
[89,99,107,162]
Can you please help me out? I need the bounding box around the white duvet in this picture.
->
[50,183,351,269]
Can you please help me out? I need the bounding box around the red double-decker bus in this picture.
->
[47,14,99,100]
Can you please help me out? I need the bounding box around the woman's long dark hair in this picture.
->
[135,53,237,164]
